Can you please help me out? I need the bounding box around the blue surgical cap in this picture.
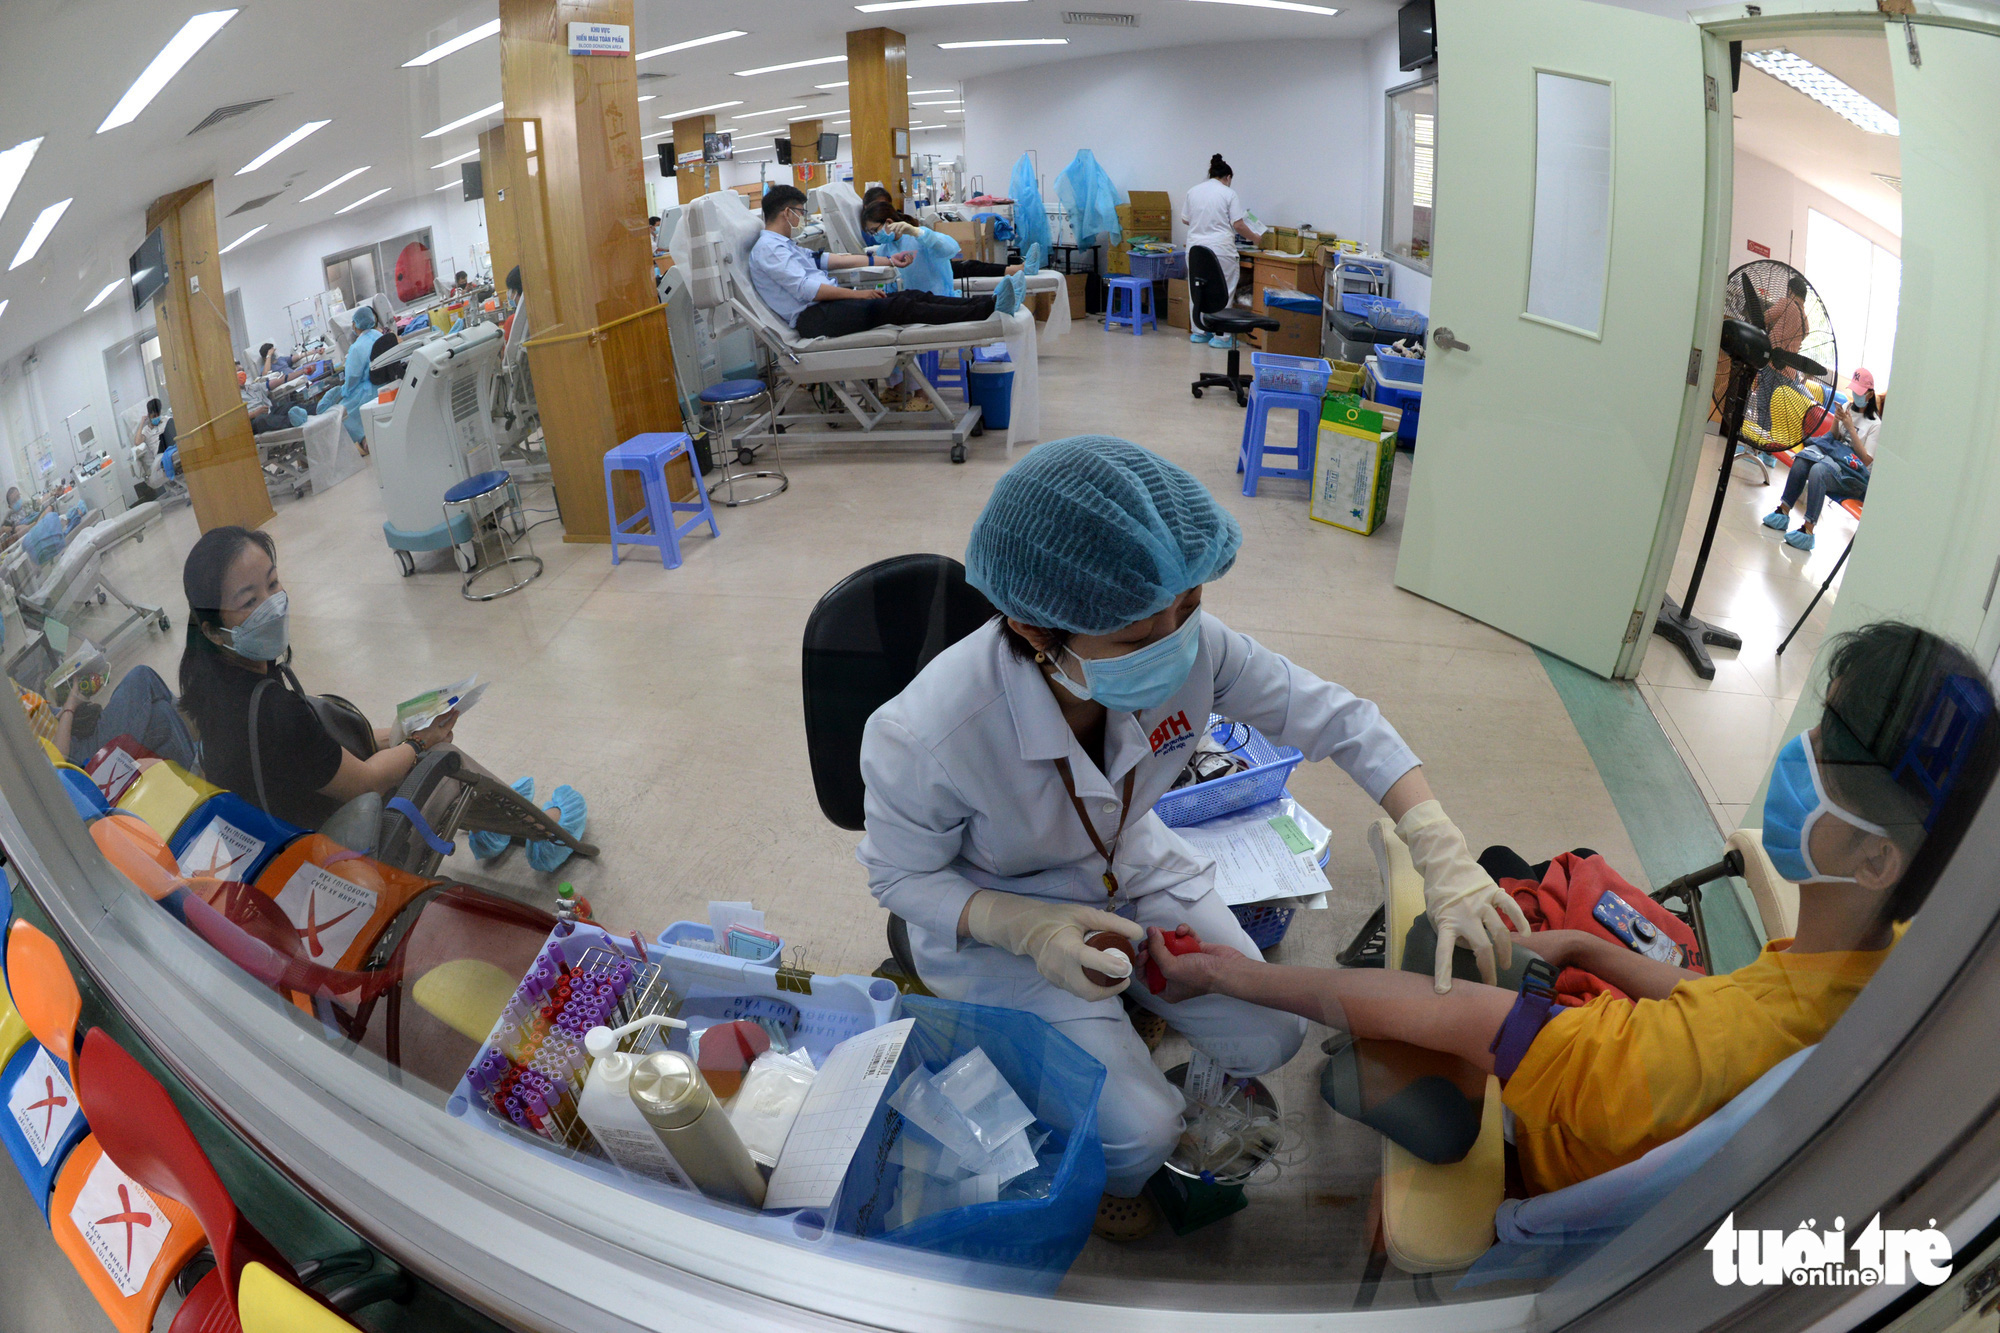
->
[965,436,1241,635]
[352,306,377,331]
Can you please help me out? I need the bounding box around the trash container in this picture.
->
[967,348,1014,430]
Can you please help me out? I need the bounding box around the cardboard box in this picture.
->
[1359,398,1404,435]
[1066,272,1088,319]
[1127,190,1172,214]
[937,219,1000,264]
[1029,290,1054,323]
[1263,307,1322,358]
[1166,278,1189,330]
[1311,401,1397,535]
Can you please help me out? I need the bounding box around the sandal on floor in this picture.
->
[1093,1190,1161,1242]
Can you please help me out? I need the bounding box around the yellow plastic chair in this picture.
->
[1368,818,1507,1273]
[0,960,29,1070]
[239,1261,364,1333]
[411,958,519,1044]
[113,763,223,843]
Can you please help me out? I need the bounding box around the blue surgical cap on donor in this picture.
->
[965,436,1242,635]
[352,305,377,331]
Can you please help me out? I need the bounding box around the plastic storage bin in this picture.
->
[834,995,1105,1294]
[656,921,784,966]
[1249,352,1332,397]
[1126,250,1184,281]
[1374,344,1426,384]
[968,348,1014,429]
[1263,289,1322,316]
[1152,716,1305,827]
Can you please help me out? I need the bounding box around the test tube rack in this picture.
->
[463,936,681,1155]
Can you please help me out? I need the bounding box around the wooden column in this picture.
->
[478,124,520,287]
[848,28,910,210]
[499,0,688,540]
[789,119,828,192]
[148,182,272,533]
[673,114,718,201]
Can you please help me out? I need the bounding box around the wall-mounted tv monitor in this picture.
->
[129,227,168,311]
[775,137,793,166]
[461,160,483,203]
[1399,0,1436,71]
[818,132,840,163]
[659,142,674,175]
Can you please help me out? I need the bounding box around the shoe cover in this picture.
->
[527,783,587,873]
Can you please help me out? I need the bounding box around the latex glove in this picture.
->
[1395,800,1532,992]
[963,889,1146,1001]
[888,221,922,239]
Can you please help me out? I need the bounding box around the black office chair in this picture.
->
[802,554,996,979]
[1188,244,1280,408]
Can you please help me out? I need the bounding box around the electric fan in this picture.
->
[1713,259,1839,448]
[1656,269,1832,680]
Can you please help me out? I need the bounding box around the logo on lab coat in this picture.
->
[1149,710,1197,757]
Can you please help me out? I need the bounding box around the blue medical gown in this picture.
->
[336,328,382,444]
[1056,150,1121,248]
[870,227,961,297]
[1010,152,1051,256]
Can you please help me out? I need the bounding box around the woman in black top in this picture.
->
[177,527,459,828]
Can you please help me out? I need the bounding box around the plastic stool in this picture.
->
[442,469,542,600]
[700,378,785,506]
[1104,275,1156,336]
[603,433,719,571]
[1236,385,1320,497]
[917,349,968,401]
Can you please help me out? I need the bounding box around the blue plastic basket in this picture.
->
[1248,352,1331,397]
[1375,305,1428,336]
[1231,902,1298,952]
[1374,344,1426,384]
[1153,717,1305,828]
[1126,250,1184,281]
[656,920,784,965]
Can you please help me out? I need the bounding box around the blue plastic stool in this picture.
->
[604,433,718,570]
[1104,275,1156,336]
[443,469,542,600]
[916,350,968,402]
[1236,385,1320,497]
[699,379,786,507]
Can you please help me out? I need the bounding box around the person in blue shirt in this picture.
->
[750,186,1023,340]
[860,200,1024,296]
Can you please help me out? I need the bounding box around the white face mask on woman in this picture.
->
[222,590,289,662]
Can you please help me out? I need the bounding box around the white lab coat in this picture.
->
[857,614,1419,1024]
[1183,178,1247,303]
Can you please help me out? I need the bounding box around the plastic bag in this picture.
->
[1009,152,1051,257]
[1055,150,1121,249]
[727,1048,816,1167]
[933,1049,1036,1153]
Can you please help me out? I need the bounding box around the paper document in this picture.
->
[764,1018,914,1211]
[394,675,488,738]
[1176,810,1331,907]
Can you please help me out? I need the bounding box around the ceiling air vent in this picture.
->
[188,98,274,136]
[1064,11,1137,25]
[1872,172,1901,192]
[228,191,285,216]
[637,71,676,81]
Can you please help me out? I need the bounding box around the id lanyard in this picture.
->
[1052,757,1137,900]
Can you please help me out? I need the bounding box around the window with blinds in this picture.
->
[1413,112,1435,209]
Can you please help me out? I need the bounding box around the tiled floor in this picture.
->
[15,314,1666,1302]
[1639,433,1857,831]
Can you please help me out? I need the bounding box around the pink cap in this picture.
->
[1849,367,1875,397]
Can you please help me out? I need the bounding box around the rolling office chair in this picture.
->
[800,554,995,979]
[1188,246,1280,408]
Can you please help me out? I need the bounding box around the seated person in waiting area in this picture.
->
[15,652,197,772]
[748,185,1024,341]
[1149,620,1998,1195]
[1761,367,1882,552]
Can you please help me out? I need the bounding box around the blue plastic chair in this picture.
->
[170,793,306,884]
[604,433,718,570]
[0,1039,87,1218]
[1104,275,1156,336]
[1236,385,1320,497]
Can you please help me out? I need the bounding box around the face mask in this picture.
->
[1050,609,1204,713]
[222,590,289,662]
[1761,731,1888,884]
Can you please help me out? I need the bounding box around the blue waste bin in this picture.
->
[967,347,1014,430]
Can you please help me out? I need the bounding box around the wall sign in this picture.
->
[567,22,630,56]
[1746,239,1772,257]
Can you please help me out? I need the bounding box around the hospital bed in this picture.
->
[809,180,1069,344]
[12,501,168,649]
[675,192,1034,464]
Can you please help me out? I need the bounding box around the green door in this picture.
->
[1394,0,1718,677]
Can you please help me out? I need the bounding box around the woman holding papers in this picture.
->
[177,526,459,827]
[857,437,1527,1239]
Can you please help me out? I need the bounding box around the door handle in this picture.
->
[1432,326,1471,353]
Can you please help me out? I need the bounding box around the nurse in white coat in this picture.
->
[857,437,1531,1239]
[1181,154,1264,347]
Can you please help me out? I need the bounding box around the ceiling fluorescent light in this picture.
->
[0,300,8,321]
[0,137,44,230]
[1187,0,1338,12]
[1743,48,1898,135]
[236,119,330,173]
[85,279,124,311]
[911,100,963,106]
[402,18,501,68]
[817,80,849,89]
[734,54,846,77]
[733,105,808,120]
[435,181,460,191]
[218,224,264,254]
[97,10,239,132]
[432,148,481,169]
[637,30,747,60]
[300,166,369,201]
[936,39,1068,48]
[858,0,1028,10]
[9,197,72,270]
[335,188,392,215]
[659,100,743,120]
[637,95,655,103]
[907,88,956,95]
[421,101,504,139]
[732,128,785,140]
[642,130,672,140]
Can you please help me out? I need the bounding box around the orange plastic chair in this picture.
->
[47,1134,206,1333]
[91,812,186,904]
[7,919,80,1065]
[251,837,434,972]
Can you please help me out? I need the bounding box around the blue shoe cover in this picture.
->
[527,784,587,874]
[1784,529,1815,551]
[1023,243,1043,276]
[1190,329,1210,343]
[1761,510,1789,531]
[469,777,533,860]
[993,273,1026,317]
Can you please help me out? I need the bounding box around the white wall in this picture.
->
[1730,147,1900,272]
[0,295,152,497]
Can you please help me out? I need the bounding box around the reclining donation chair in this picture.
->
[1188,245,1279,408]
[800,554,995,977]
[675,193,1018,463]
